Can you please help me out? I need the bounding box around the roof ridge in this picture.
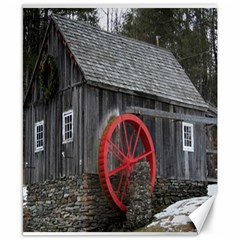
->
[22,13,207,111]
[51,13,172,54]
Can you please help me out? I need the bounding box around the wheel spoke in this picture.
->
[116,170,124,196]
[127,128,135,157]
[131,125,141,158]
[122,119,129,157]
[116,124,124,153]
[108,146,125,164]
[107,139,126,159]
[121,170,129,202]
[132,150,153,164]
[108,163,127,177]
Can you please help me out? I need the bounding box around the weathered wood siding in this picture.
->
[84,85,207,181]
[24,23,84,183]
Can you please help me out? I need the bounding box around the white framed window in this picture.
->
[182,122,194,152]
[35,120,44,152]
[62,110,73,143]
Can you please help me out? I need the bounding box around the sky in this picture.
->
[98,8,128,31]
[98,8,108,30]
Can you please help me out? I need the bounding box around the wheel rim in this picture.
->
[98,113,156,212]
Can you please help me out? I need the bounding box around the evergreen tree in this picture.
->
[23,8,99,96]
[121,8,217,106]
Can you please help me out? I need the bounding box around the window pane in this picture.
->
[63,112,73,142]
[183,123,194,151]
[35,122,44,151]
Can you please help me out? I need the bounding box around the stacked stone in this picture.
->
[125,161,153,230]
[152,178,208,213]
[78,174,123,231]
[25,176,83,232]
[24,172,208,232]
[24,174,123,232]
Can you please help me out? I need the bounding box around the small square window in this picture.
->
[182,122,194,152]
[62,110,73,143]
[35,120,44,152]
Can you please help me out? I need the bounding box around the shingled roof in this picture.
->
[48,15,208,110]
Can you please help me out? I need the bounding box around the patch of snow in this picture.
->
[154,196,209,220]
[147,220,159,228]
[208,184,218,196]
[163,215,190,226]
[23,186,28,206]
[147,196,210,229]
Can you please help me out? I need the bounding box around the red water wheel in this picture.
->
[98,113,156,212]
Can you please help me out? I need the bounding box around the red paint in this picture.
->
[98,114,156,212]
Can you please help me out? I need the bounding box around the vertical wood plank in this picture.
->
[184,151,190,179]
[73,87,79,175]
[79,85,83,174]
[168,105,176,179]
[89,87,99,173]
[83,84,88,173]
[174,106,184,179]
[55,94,60,179]
[155,101,163,177]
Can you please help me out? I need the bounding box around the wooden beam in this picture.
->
[206,149,218,154]
[126,106,217,125]
[207,178,218,183]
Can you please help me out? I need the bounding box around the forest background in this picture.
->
[23,8,217,107]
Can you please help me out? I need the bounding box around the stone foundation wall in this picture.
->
[24,174,123,232]
[153,178,208,213]
[24,173,207,232]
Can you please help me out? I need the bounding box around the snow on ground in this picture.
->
[208,184,218,196]
[23,186,28,206]
[147,196,210,230]
[145,184,218,232]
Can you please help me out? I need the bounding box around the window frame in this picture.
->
[182,122,194,152]
[34,120,44,152]
[62,110,73,144]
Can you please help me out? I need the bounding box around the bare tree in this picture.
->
[100,8,127,33]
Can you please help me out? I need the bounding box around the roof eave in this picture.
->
[85,80,208,112]
[51,14,87,83]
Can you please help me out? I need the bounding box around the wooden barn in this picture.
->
[23,14,217,194]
